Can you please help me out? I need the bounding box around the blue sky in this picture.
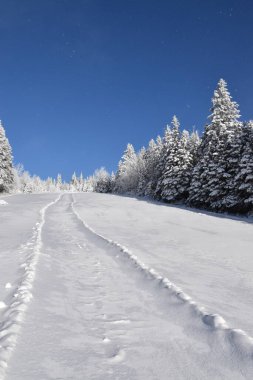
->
[0,0,253,180]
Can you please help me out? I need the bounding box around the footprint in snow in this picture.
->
[110,319,131,325]
[107,346,126,364]
[0,301,7,309]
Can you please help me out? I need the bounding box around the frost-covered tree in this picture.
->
[0,121,14,192]
[114,144,139,193]
[143,137,163,197]
[78,172,85,192]
[188,79,241,210]
[93,167,112,193]
[234,121,253,212]
[56,174,63,191]
[159,117,194,202]
[187,130,201,167]
[160,116,180,201]
[155,126,173,199]
[136,147,147,195]
[70,172,79,191]
[46,177,56,192]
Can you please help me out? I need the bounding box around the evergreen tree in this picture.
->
[145,135,163,197]
[187,130,201,167]
[155,126,173,199]
[136,147,147,195]
[93,167,112,193]
[160,116,180,201]
[0,121,14,192]
[56,174,62,191]
[142,138,158,197]
[71,172,79,191]
[114,144,138,193]
[234,121,253,212]
[159,117,193,202]
[79,172,84,192]
[188,79,241,210]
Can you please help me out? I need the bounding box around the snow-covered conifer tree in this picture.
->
[136,147,147,195]
[187,130,201,167]
[155,126,173,199]
[188,79,241,210]
[93,167,112,193]
[70,172,79,191]
[234,121,253,212]
[144,135,163,197]
[0,121,14,192]
[114,144,138,193]
[56,174,62,191]
[159,116,193,202]
[78,172,85,192]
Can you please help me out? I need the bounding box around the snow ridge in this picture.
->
[0,194,62,379]
[71,198,253,359]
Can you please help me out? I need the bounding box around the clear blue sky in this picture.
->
[0,0,253,180]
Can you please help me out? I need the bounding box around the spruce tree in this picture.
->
[188,79,241,210]
[187,130,201,167]
[235,121,253,212]
[155,126,173,199]
[0,121,14,192]
[114,144,138,193]
[144,137,162,197]
[160,117,194,202]
[56,174,62,191]
[136,147,147,195]
[160,116,180,201]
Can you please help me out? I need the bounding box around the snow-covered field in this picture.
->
[0,193,253,379]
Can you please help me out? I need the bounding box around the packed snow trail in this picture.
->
[0,194,59,304]
[3,194,253,379]
[0,194,61,378]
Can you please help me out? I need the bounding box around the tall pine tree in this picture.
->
[155,126,173,199]
[235,121,253,212]
[188,79,241,210]
[0,121,14,193]
[114,144,139,193]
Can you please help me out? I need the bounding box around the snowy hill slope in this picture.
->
[0,193,253,379]
[74,193,253,337]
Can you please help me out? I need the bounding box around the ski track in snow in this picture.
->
[0,194,62,379]
[1,192,253,379]
[71,195,253,360]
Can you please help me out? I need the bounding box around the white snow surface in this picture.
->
[0,200,8,206]
[0,192,253,379]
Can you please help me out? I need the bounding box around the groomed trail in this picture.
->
[1,193,253,379]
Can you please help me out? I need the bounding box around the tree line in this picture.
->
[1,79,253,214]
[95,79,253,214]
[0,125,94,193]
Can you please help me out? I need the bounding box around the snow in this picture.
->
[1,193,253,379]
[0,200,8,206]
